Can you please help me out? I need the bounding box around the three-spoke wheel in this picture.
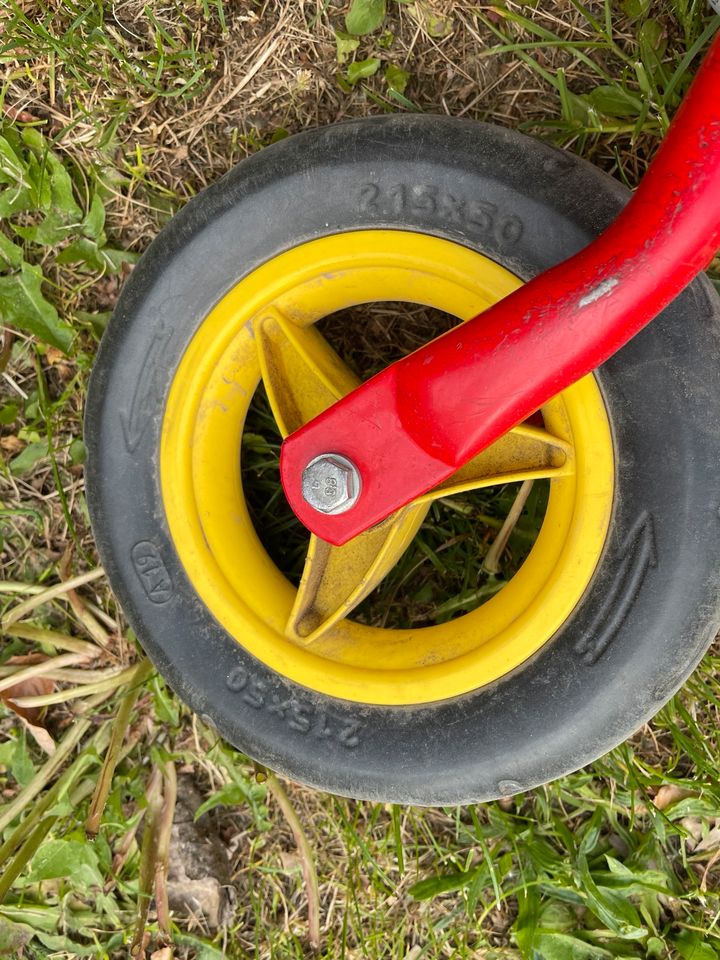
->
[87,117,720,803]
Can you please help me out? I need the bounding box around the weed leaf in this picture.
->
[0,135,26,190]
[0,402,18,424]
[0,185,33,218]
[673,930,720,959]
[385,63,410,94]
[0,918,33,954]
[56,237,135,273]
[514,885,541,954]
[28,838,104,888]
[528,932,615,959]
[9,439,48,476]
[0,231,23,269]
[408,864,483,899]
[173,934,227,959]
[8,734,36,787]
[347,56,381,84]
[151,675,180,726]
[335,29,360,63]
[407,2,454,37]
[22,128,82,221]
[194,780,261,820]
[622,0,650,17]
[0,263,74,352]
[575,853,647,939]
[12,212,78,246]
[584,85,643,118]
[345,0,386,36]
[639,19,667,63]
[82,194,106,241]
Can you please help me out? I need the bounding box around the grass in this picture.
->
[1,0,720,958]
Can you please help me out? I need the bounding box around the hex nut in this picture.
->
[301,454,361,515]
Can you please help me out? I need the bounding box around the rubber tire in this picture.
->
[86,116,720,805]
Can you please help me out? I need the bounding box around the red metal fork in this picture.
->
[281,33,720,546]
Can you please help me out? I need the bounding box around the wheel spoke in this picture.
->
[253,309,432,644]
[254,311,574,645]
[255,309,360,437]
[285,421,572,643]
[416,423,573,503]
[286,503,429,644]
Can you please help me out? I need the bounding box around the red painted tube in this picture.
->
[281,33,720,545]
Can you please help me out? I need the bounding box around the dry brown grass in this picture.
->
[1,0,671,262]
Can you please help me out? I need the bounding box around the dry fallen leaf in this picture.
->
[45,347,65,365]
[0,436,24,456]
[45,348,74,383]
[653,784,697,810]
[407,1,454,38]
[279,850,301,872]
[5,653,48,666]
[680,816,704,846]
[0,675,54,726]
[695,823,720,854]
[21,718,56,756]
[150,948,173,960]
[3,104,38,123]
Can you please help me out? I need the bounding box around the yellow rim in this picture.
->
[161,230,614,705]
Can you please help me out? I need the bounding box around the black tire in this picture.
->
[85,116,720,805]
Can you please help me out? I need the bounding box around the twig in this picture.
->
[132,767,164,959]
[267,774,321,950]
[0,661,140,834]
[85,600,120,632]
[482,479,534,575]
[702,846,720,892]
[103,726,165,885]
[111,817,145,878]
[59,548,111,648]
[0,328,14,375]
[0,583,45,596]
[85,659,152,836]
[155,760,177,941]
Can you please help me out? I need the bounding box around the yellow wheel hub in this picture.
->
[160,230,614,705]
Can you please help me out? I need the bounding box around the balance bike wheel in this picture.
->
[85,116,720,805]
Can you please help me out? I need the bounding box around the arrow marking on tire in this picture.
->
[574,511,657,665]
[120,323,174,453]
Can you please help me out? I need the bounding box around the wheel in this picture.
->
[85,116,720,805]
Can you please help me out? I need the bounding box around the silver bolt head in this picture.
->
[301,454,361,515]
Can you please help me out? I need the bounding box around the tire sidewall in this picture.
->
[86,116,720,804]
